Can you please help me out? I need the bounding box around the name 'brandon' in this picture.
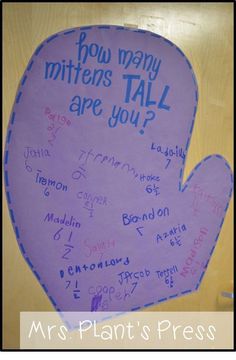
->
[122,206,169,226]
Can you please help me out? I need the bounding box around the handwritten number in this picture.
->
[65,281,71,289]
[131,282,138,294]
[165,158,171,169]
[24,159,32,172]
[53,227,63,241]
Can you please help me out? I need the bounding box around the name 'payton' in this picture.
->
[59,257,130,278]
[44,212,81,229]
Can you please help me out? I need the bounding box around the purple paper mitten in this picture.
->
[4,25,233,314]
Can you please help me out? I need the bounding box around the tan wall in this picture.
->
[3,2,233,349]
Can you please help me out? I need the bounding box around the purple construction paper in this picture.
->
[4,25,233,313]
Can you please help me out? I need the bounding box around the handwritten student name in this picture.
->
[122,206,169,226]
[190,184,224,217]
[180,227,208,277]
[44,212,81,229]
[24,147,50,159]
[59,256,130,278]
[118,268,151,285]
[156,265,178,288]
[24,147,50,172]
[44,107,72,146]
[77,190,108,218]
[156,223,187,247]
[83,239,115,257]
[36,169,68,196]
[151,143,185,160]
[72,148,160,184]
